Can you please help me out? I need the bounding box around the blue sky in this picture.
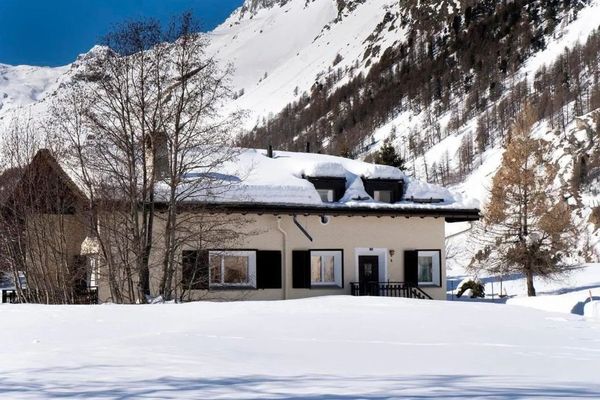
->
[0,0,244,67]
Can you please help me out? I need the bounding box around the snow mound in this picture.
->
[360,163,404,180]
[301,161,347,178]
[584,301,600,320]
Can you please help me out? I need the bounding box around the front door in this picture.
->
[358,255,379,295]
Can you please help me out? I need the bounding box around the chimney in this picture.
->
[267,144,273,158]
[146,132,169,180]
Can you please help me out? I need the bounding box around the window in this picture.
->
[310,250,343,287]
[88,256,99,287]
[209,251,256,287]
[417,250,441,286]
[307,177,346,202]
[373,190,393,203]
[317,188,335,202]
[362,178,404,203]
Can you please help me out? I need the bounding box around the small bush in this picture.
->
[457,279,485,298]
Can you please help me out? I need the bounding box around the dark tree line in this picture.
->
[240,0,588,163]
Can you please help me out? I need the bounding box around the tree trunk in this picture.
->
[159,201,177,300]
[526,269,536,297]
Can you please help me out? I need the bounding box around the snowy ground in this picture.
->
[1,296,600,399]
[448,262,600,315]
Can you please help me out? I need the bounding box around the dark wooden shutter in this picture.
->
[71,255,89,292]
[332,179,346,202]
[397,180,405,201]
[404,250,418,286]
[257,251,282,289]
[292,250,311,289]
[182,250,209,290]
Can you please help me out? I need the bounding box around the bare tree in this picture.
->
[50,13,244,303]
[153,14,244,300]
[0,117,89,304]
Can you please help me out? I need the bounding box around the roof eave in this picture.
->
[155,201,481,221]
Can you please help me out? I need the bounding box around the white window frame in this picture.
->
[88,256,99,287]
[317,188,335,203]
[209,250,257,288]
[417,250,441,286]
[310,250,343,288]
[373,190,393,203]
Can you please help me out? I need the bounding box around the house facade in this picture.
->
[2,148,479,303]
[143,212,449,302]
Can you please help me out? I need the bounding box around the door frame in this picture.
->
[354,248,388,282]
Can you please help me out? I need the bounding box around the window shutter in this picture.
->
[256,251,282,289]
[404,250,418,286]
[70,255,89,292]
[333,179,346,202]
[182,250,209,290]
[334,254,344,288]
[397,180,405,201]
[292,250,311,289]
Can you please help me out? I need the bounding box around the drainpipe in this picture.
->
[293,215,313,242]
[277,216,288,300]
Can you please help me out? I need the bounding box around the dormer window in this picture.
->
[373,190,392,203]
[317,189,335,203]
[306,177,346,203]
[362,178,404,203]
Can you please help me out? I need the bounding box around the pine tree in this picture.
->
[374,137,406,170]
[470,103,577,296]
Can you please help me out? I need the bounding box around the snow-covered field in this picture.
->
[504,264,600,313]
[1,296,600,399]
[449,263,600,298]
[449,260,600,310]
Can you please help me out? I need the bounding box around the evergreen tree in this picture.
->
[470,103,577,296]
[374,137,406,170]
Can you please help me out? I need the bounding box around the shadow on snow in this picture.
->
[0,368,599,399]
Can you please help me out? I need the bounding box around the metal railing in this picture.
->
[350,281,433,299]
[1,287,99,304]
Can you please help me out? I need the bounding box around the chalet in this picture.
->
[1,148,479,303]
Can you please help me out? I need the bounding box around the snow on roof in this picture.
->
[56,147,478,211]
[302,161,347,178]
[160,148,479,210]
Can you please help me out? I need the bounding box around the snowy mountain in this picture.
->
[0,0,404,128]
[207,0,405,127]
[0,64,67,114]
[1,0,600,261]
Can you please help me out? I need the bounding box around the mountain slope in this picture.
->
[0,64,67,113]
[231,0,600,259]
[208,0,406,127]
[1,0,599,265]
[0,0,403,130]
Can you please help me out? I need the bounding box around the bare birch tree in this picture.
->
[51,13,244,302]
[0,117,90,304]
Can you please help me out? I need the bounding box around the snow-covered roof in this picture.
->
[152,148,480,214]
[51,147,478,219]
